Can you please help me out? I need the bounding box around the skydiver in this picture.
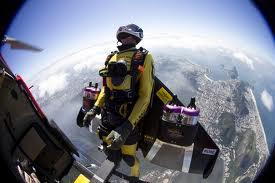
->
[83,24,155,182]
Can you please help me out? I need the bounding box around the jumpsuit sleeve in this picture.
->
[128,53,154,127]
[94,85,105,108]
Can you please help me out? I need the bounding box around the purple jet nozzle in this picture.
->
[83,86,101,100]
[181,107,200,117]
[163,104,200,125]
[163,104,182,113]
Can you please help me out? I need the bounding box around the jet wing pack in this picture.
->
[139,77,220,178]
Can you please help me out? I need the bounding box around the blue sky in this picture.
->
[1,0,274,80]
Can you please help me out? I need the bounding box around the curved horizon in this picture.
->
[1,0,274,80]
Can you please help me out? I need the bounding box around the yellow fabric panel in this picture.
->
[121,143,140,177]
[102,136,112,145]
[128,53,154,127]
[94,86,105,108]
[102,137,137,156]
[121,143,138,156]
[74,174,90,183]
[130,157,140,177]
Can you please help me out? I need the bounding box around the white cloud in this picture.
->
[73,54,106,72]
[40,43,115,76]
[233,51,255,70]
[140,34,261,72]
[142,33,223,50]
[261,89,274,112]
[67,43,116,72]
[38,72,69,98]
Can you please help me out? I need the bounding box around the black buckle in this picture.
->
[127,90,133,99]
[107,89,135,103]
[114,105,121,113]
[114,91,121,98]
[105,87,110,98]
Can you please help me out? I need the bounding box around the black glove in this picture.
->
[106,120,133,150]
[83,106,100,127]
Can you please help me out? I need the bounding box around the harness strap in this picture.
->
[106,89,135,101]
[129,47,148,93]
[103,47,148,117]
[105,51,118,66]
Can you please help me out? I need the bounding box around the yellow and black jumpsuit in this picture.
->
[94,47,154,177]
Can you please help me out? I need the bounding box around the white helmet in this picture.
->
[116,24,143,44]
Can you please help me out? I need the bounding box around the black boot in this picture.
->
[128,176,139,183]
[106,149,122,167]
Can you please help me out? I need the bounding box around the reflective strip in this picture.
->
[145,139,163,161]
[181,143,194,173]
[93,174,104,183]
[202,148,217,155]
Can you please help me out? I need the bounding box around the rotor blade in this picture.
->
[4,36,43,52]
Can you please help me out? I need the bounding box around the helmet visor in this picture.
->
[117,24,143,42]
[117,32,131,40]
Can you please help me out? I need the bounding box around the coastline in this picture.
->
[204,74,214,82]
[249,88,270,155]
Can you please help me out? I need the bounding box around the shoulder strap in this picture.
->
[99,51,118,78]
[105,48,148,66]
[130,47,148,74]
[130,47,149,92]
[132,47,148,66]
[104,51,118,66]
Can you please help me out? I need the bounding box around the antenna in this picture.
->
[187,97,196,109]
